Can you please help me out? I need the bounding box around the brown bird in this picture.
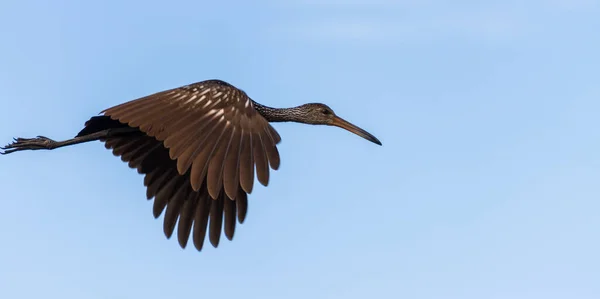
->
[1,79,381,251]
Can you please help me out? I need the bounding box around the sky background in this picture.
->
[1,0,599,298]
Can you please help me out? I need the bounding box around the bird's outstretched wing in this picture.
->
[102,80,282,200]
[93,80,281,250]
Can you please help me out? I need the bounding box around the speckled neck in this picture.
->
[252,101,307,123]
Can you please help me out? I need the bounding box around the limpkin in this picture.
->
[1,79,381,251]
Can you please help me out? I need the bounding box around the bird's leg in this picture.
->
[0,127,138,155]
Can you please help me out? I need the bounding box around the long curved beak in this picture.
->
[331,116,382,146]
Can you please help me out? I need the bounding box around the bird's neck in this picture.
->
[253,102,306,123]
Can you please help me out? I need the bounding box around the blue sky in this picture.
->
[1,0,599,298]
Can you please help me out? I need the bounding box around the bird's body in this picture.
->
[2,79,381,251]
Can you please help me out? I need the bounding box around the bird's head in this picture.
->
[296,103,382,145]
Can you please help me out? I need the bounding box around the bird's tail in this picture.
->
[76,115,129,137]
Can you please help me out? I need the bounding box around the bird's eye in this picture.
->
[322,109,331,115]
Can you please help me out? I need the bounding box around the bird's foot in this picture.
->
[1,136,57,155]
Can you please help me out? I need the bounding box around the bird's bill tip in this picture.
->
[332,116,382,146]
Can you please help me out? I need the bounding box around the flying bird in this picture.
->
[1,79,381,251]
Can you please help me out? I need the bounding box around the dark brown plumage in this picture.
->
[1,79,381,251]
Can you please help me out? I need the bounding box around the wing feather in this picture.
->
[223,196,236,240]
[222,129,242,200]
[207,125,234,199]
[209,195,224,247]
[236,188,248,223]
[239,128,254,193]
[162,184,185,238]
[253,131,269,186]
[177,190,199,248]
[262,127,281,170]
[189,123,227,192]
[193,192,211,250]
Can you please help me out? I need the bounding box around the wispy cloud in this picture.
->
[269,0,428,8]
[265,0,598,44]
[544,0,598,11]
[267,12,529,44]
[274,0,596,10]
